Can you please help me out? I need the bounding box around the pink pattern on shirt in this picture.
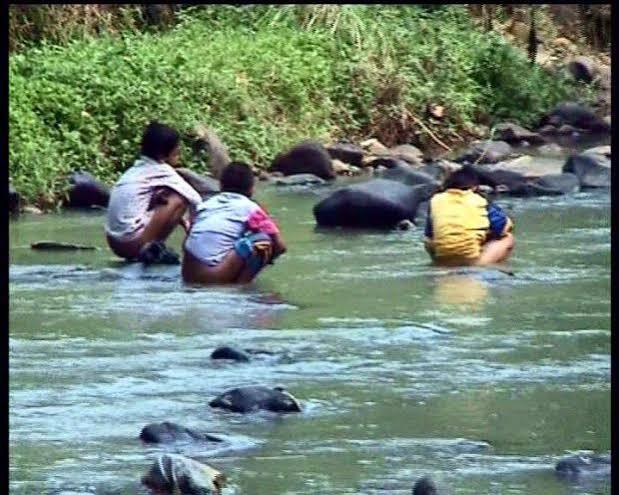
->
[247,207,280,235]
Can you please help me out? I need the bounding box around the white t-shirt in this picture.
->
[184,192,264,266]
[105,156,202,240]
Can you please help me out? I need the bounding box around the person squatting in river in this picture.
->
[424,166,515,266]
[105,121,202,263]
[182,161,287,284]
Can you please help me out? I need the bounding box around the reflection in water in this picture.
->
[432,273,489,309]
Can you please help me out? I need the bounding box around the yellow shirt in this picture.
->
[427,189,490,260]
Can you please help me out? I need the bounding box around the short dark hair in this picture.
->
[443,165,480,190]
[140,121,180,161]
[220,161,254,196]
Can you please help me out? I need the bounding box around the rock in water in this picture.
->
[456,140,513,164]
[412,476,439,495]
[9,183,20,215]
[493,122,547,145]
[140,422,223,444]
[378,162,440,187]
[313,179,436,229]
[270,141,335,180]
[142,453,225,495]
[562,149,610,188]
[210,346,251,362]
[327,143,365,167]
[31,241,98,251]
[555,453,611,480]
[65,171,110,209]
[176,168,219,198]
[209,385,302,413]
[273,173,326,187]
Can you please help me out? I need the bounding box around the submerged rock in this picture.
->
[65,171,110,209]
[272,173,326,187]
[210,346,250,362]
[31,241,98,251]
[142,453,225,495]
[412,476,439,495]
[209,385,302,414]
[562,149,610,188]
[313,179,437,229]
[140,421,223,444]
[270,141,335,180]
[555,453,611,480]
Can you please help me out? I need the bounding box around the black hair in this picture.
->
[140,121,180,161]
[220,161,255,196]
[443,165,480,190]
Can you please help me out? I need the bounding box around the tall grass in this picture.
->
[10,5,587,207]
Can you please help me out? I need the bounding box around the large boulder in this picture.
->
[313,179,437,229]
[9,183,20,215]
[413,476,439,495]
[65,171,110,209]
[176,168,219,198]
[456,140,513,164]
[555,453,611,481]
[270,141,335,180]
[493,123,547,145]
[142,453,225,495]
[209,385,302,414]
[566,56,598,84]
[211,346,250,362]
[538,102,610,134]
[378,162,440,187]
[272,173,327,187]
[140,422,222,444]
[562,148,610,188]
[327,143,364,167]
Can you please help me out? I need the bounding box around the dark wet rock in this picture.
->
[379,162,440,187]
[31,241,98,251]
[413,476,439,495]
[493,123,547,145]
[65,171,110,209]
[137,241,180,265]
[142,453,225,495]
[209,385,302,414]
[466,166,577,197]
[366,156,403,169]
[327,143,364,167]
[270,141,335,180]
[396,219,415,231]
[140,422,223,444]
[9,183,20,215]
[210,346,250,362]
[566,56,598,84]
[532,173,580,194]
[176,168,219,198]
[419,163,450,182]
[273,173,327,187]
[563,149,610,188]
[313,179,437,229]
[456,140,513,164]
[469,165,528,189]
[555,453,611,480]
[538,102,610,134]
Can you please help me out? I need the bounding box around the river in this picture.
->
[9,178,610,494]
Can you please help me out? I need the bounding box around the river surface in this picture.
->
[9,178,610,494]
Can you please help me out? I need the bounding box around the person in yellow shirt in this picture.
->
[424,166,514,266]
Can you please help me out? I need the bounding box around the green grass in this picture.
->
[9,5,587,207]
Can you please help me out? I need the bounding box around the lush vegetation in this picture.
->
[10,5,589,207]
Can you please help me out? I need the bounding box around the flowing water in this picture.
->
[9,175,610,494]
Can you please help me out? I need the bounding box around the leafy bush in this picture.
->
[9,5,587,207]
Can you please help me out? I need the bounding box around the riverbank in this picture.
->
[9,5,604,209]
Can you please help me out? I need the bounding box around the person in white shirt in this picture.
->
[183,162,287,284]
[105,122,202,263]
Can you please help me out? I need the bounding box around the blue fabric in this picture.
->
[487,202,509,238]
[233,232,272,275]
[424,203,433,238]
